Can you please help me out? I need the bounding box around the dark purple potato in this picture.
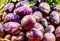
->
[52,4,60,13]
[4,34,12,40]
[32,6,39,12]
[11,32,25,41]
[40,18,48,27]
[21,15,36,30]
[43,33,56,41]
[34,23,44,34]
[3,22,22,35]
[55,26,60,41]
[34,0,44,3]
[39,2,50,15]
[50,11,59,26]
[4,13,19,22]
[14,6,32,16]
[16,1,29,8]
[45,25,55,33]
[26,28,43,41]
[33,11,42,22]
[4,3,14,13]
[0,24,4,38]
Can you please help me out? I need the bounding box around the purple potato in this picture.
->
[32,6,39,12]
[40,18,48,27]
[45,25,55,33]
[43,33,56,41]
[50,11,59,26]
[52,4,60,13]
[14,6,32,16]
[11,32,25,41]
[39,2,50,15]
[33,11,42,22]
[34,0,44,3]
[55,26,60,36]
[0,24,4,38]
[26,28,43,41]
[4,13,19,22]
[34,23,44,34]
[55,26,60,41]
[16,1,29,8]
[21,15,36,30]
[3,22,22,35]
[4,3,14,13]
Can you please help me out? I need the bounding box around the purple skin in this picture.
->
[33,11,42,22]
[55,26,60,36]
[45,25,55,33]
[5,13,19,22]
[40,18,48,27]
[50,11,59,26]
[34,23,44,34]
[11,32,25,41]
[21,15,36,30]
[55,26,60,41]
[32,6,39,12]
[26,28,43,41]
[0,24,4,33]
[39,2,50,15]
[43,33,56,41]
[34,0,44,3]
[52,4,60,13]
[14,6,32,16]
[4,3,14,13]
[3,22,22,34]
[16,1,29,8]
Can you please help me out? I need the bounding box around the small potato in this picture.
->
[26,28,43,41]
[21,15,36,30]
[43,33,56,41]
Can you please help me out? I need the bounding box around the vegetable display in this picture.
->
[0,0,60,41]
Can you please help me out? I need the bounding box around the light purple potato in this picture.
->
[55,26,60,36]
[4,13,19,22]
[33,11,43,22]
[55,26,60,41]
[21,15,36,30]
[14,6,32,16]
[26,28,43,41]
[50,11,59,26]
[3,22,22,35]
[0,24,4,38]
[33,23,44,34]
[4,3,14,13]
[43,33,56,41]
[11,32,25,41]
[39,2,50,15]
[40,18,48,27]
[52,4,60,13]
[45,25,55,33]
